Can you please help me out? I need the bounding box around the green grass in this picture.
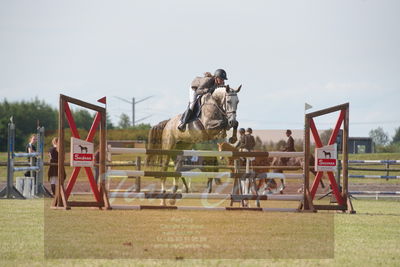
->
[1,198,399,266]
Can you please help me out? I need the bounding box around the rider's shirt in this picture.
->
[189,76,217,105]
[284,136,295,152]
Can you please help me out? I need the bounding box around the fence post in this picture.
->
[135,156,141,192]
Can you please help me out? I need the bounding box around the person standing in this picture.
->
[281,129,295,166]
[24,134,37,178]
[94,148,100,184]
[246,128,256,151]
[284,129,295,152]
[48,137,60,195]
[235,128,247,151]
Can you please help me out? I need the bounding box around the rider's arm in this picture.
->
[194,87,209,95]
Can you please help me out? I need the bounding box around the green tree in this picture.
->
[106,113,114,129]
[0,98,57,151]
[72,109,94,131]
[320,129,333,145]
[118,113,131,129]
[392,127,400,144]
[369,127,390,146]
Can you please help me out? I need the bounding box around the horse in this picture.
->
[217,142,324,195]
[217,142,272,206]
[269,154,325,193]
[147,85,242,205]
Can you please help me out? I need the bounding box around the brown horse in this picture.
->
[147,86,242,205]
[218,142,324,194]
[217,142,273,195]
[270,155,324,192]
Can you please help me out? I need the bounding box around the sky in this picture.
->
[0,0,399,139]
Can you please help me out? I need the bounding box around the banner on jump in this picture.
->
[70,137,94,167]
[315,144,337,172]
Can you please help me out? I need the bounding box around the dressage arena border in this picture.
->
[348,160,400,164]
[349,191,400,200]
[0,120,52,199]
[349,175,400,179]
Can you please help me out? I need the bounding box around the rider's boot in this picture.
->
[177,109,193,132]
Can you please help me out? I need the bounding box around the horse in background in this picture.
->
[270,155,325,192]
[217,142,324,195]
[217,142,273,195]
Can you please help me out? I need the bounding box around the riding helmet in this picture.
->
[239,128,245,134]
[214,69,228,80]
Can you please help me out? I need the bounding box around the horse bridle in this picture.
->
[200,89,237,118]
[223,91,238,117]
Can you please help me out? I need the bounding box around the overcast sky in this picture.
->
[1,0,399,138]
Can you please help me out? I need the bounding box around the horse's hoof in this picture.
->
[169,199,176,205]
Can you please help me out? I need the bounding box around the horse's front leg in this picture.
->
[240,178,249,207]
[169,177,179,205]
[279,178,286,194]
[207,178,213,193]
[160,177,167,206]
[181,177,189,193]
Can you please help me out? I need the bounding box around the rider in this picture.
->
[284,129,295,152]
[246,128,256,151]
[282,129,295,165]
[235,128,247,151]
[177,69,228,132]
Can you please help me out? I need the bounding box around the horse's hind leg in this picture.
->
[181,177,189,193]
[207,178,213,193]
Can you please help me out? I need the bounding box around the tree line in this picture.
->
[0,99,150,152]
[369,127,400,152]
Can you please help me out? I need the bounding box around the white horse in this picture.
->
[147,86,242,205]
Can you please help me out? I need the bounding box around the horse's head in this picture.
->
[212,85,241,129]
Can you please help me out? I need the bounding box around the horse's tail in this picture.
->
[146,119,170,166]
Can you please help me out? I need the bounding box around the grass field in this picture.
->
[1,152,399,266]
[1,198,399,266]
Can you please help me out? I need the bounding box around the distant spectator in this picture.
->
[282,129,295,165]
[246,128,256,151]
[284,129,295,152]
[94,148,100,184]
[24,134,37,177]
[47,137,60,195]
[236,128,247,151]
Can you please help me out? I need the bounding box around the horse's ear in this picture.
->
[225,84,230,93]
[236,84,242,93]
